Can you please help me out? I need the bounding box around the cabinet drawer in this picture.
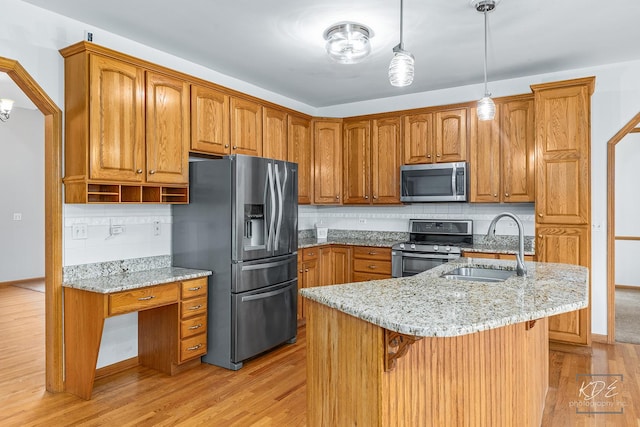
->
[180,334,207,362]
[180,277,208,299]
[180,296,207,319]
[352,271,391,282]
[352,259,391,275]
[353,246,391,261]
[108,283,178,316]
[302,247,320,261]
[181,314,207,339]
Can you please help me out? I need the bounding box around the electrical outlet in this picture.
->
[72,224,88,239]
[153,221,161,236]
[110,224,125,235]
[12,213,22,221]
[358,218,367,224]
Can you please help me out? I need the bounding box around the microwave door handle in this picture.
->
[451,165,457,196]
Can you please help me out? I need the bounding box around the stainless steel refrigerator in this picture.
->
[172,155,298,370]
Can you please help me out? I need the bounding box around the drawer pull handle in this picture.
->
[138,296,155,301]
[189,305,203,310]
[368,265,377,269]
[187,344,203,351]
[368,251,377,255]
[188,324,202,330]
[188,286,201,291]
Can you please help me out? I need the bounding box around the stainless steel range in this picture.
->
[391,219,473,277]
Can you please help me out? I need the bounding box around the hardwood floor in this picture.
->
[1,284,639,426]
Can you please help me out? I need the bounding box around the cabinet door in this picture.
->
[313,119,343,204]
[230,97,263,156]
[332,246,352,285]
[298,258,318,321]
[501,98,535,202]
[372,117,402,204]
[536,226,590,345]
[469,106,501,202]
[435,108,468,163]
[288,114,312,204]
[343,119,371,204]
[403,113,434,164]
[145,72,190,184]
[190,85,230,155]
[89,55,145,182]
[319,247,334,285]
[263,107,288,161]
[534,83,591,224]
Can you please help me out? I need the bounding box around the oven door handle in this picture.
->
[396,252,460,260]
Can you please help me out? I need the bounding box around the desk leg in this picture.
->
[64,288,106,400]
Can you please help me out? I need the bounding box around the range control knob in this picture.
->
[410,244,416,250]
[399,243,405,250]
[445,246,452,252]
[433,245,439,251]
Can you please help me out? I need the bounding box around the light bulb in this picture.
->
[388,50,414,87]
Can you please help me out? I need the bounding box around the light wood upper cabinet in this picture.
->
[145,72,190,184]
[313,119,343,204]
[230,97,263,156]
[470,97,535,203]
[263,107,288,161]
[403,108,467,165]
[533,79,593,225]
[371,117,402,204]
[343,119,371,204]
[190,85,230,155]
[288,114,313,204]
[403,113,434,164]
[87,54,145,182]
[343,117,401,205]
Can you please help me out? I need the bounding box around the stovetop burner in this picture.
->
[393,219,473,253]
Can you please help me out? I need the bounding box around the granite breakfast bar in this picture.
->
[300,257,589,427]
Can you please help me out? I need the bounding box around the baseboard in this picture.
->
[615,284,640,290]
[95,357,139,380]
[591,333,610,344]
[549,341,592,355]
[0,277,45,287]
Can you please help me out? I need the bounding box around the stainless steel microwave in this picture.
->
[400,162,468,202]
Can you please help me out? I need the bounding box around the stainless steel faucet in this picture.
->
[487,212,527,277]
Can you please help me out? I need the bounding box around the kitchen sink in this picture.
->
[441,266,516,283]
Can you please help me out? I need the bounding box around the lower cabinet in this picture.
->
[352,246,392,282]
[298,248,319,322]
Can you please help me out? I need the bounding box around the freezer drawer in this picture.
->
[231,253,297,293]
[232,279,297,363]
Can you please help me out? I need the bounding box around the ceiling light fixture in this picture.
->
[474,0,498,121]
[0,98,14,122]
[323,22,373,65]
[389,0,414,87]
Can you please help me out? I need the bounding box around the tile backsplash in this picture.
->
[299,203,536,237]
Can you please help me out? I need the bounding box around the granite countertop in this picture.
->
[300,258,588,338]
[298,237,400,249]
[63,267,212,294]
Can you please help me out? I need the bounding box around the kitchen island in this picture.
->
[300,258,589,427]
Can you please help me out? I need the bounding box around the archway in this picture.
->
[606,112,640,343]
[0,57,63,391]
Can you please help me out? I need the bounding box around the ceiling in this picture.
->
[18,0,640,108]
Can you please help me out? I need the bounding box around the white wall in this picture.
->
[3,0,640,359]
[0,107,44,282]
[615,133,640,287]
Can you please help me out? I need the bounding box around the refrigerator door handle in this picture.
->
[266,162,276,252]
[274,163,284,251]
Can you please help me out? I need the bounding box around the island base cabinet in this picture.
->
[306,300,548,427]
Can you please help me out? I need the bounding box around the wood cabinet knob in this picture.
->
[365,195,369,199]
[149,170,156,175]
[505,193,510,197]
[305,269,309,272]
[538,234,542,238]
[538,213,543,217]
[299,269,303,273]
[373,195,378,199]
[233,145,238,149]
[368,251,377,255]
[427,154,432,158]
[493,193,498,197]
[336,195,340,199]
[436,154,441,157]
[136,169,143,174]
[368,265,377,269]
[224,144,229,148]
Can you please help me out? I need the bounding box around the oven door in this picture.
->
[392,251,460,277]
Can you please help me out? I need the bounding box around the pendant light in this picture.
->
[474,0,497,121]
[389,0,414,87]
[0,98,14,122]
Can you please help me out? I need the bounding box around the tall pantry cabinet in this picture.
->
[531,77,595,345]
